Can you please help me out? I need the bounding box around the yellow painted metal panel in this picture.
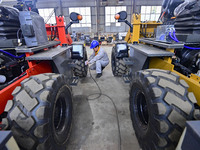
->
[149,57,174,71]
[131,14,141,43]
[125,13,162,43]
[125,28,130,43]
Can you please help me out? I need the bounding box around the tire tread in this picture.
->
[5,73,73,150]
[130,69,197,150]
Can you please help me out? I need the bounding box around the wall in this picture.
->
[1,0,163,34]
[135,0,163,13]
[99,0,133,34]
[35,0,135,34]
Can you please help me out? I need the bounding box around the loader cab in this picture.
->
[114,41,129,58]
[71,42,85,60]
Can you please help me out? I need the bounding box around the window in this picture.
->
[117,44,127,52]
[105,6,126,26]
[141,6,161,22]
[38,8,56,24]
[72,45,83,57]
[69,7,91,27]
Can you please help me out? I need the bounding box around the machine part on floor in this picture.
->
[86,68,121,150]
[130,69,197,150]
[0,131,20,150]
[107,36,113,43]
[111,42,128,76]
[72,42,88,78]
[3,73,73,150]
[84,34,91,46]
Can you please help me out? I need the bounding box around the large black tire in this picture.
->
[111,48,128,76]
[3,73,73,150]
[73,47,88,78]
[130,69,197,150]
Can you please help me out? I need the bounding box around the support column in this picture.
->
[96,0,100,35]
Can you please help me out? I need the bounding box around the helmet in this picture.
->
[90,40,99,49]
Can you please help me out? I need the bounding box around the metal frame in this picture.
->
[45,16,73,46]
[124,14,161,44]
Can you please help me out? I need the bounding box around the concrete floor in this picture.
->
[66,46,141,150]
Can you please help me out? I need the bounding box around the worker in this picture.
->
[85,40,109,78]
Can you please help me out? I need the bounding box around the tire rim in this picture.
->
[135,91,149,128]
[54,93,70,134]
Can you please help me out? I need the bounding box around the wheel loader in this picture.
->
[113,0,200,149]
[0,1,87,149]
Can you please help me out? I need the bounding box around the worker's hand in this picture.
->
[85,60,89,65]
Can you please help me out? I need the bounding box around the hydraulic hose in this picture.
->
[169,31,179,42]
[0,49,25,59]
[87,67,122,150]
[169,31,200,50]
[183,45,200,50]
